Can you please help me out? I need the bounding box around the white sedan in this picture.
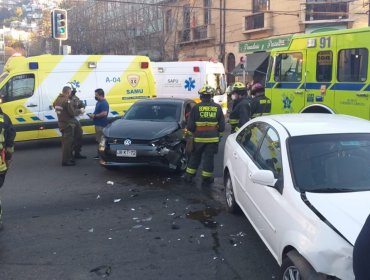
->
[223,114,370,280]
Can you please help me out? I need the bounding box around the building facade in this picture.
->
[163,0,368,84]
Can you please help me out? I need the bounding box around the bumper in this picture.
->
[99,144,181,169]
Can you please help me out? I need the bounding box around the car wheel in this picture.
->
[280,257,301,280]
[176,144,188,172]
[224,173,240,213]
[280,252,318,280]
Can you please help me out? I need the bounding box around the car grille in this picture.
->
[107,138,151,145]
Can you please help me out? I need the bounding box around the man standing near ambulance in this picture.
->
[53,85,83,166]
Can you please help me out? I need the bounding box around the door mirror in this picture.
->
[250,169,276,187]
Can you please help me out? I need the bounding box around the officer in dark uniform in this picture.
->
[53,85,83,166]
[69,85,86,159]
[184,85,225,184]
[353,214,370,279]
[0,107,16,230]
[250,82,271,118]
[228,82,251,133]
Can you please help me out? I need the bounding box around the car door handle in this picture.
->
[356,92,368,97]
[233,152,238,159]
[294,90,303,94]
[26,103,37,107]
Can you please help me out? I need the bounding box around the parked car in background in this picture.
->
[99,98,195,171]
[223,114,370,280]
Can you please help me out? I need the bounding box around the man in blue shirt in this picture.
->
[88,88,109,158]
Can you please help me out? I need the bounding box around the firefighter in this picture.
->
[228,82,251,133]
[184,85,225,185]
[250,82,271,118]
[0,107,16,230]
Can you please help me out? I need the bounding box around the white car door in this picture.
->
[244,127,285,257]
[231,123,269,230]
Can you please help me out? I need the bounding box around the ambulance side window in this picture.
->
[316,51,333,82]
[0,74,35,102]
[337,48,368,82]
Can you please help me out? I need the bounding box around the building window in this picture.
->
[204,0,211,24]
[338,48,368,82]
[165,10,172,33]
[306,3,348,21]
[253,0,270,12]
[245,13,264,31]
[316,51,333,82]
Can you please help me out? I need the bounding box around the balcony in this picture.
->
[243,12,272,34]
[178,24,216,45]
[300,1,353,25]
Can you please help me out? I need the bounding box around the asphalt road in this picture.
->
[0,133,280,280]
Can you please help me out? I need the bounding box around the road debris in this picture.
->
[106,181,114,185]
[90,265,112,278]
[113,199,121,203]
[88,228,94,233]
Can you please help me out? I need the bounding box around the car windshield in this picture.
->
[288,133,370,193]
[123,102,181,122]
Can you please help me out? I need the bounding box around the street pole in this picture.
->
[59,39,62,55]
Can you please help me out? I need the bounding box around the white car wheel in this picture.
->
[282,265,301,280]
[224,173,240,213]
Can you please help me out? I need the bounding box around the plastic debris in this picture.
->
[168,212,176,216]
[200,234,205,238]
[133,225,143,229]
[132,217,139,220]
[106,181,114,185]
[141,217,152,222]
[108,237,112,240]
[90,265,112,277]
[233,244,237,247]
[96,195,101,199]
[145,227,150,230]
[88,228,94,233]
[213,257,218,260]
[113,199,121,203]
[131,208,135,211]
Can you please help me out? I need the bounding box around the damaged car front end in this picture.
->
[99,98,194,171]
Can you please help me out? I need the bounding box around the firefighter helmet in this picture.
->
[231,82,247,95]
[198,84,216,96]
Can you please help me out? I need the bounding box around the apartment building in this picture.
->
[163,0,368,84]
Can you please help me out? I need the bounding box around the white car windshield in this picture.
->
[123,103,181,122]
[288,133,370,193]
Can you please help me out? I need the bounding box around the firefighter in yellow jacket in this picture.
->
[0,107,16,230]
[184,85,225,184]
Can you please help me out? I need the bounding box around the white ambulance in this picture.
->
[0,54,156,141]
[152,61,228,113]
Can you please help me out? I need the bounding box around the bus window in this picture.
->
[274,53,303,82]
[0,74,35,102]
[338,48,368,82]
[316,51,333,82]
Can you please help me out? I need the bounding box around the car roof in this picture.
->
[134,98,193,105]
[255,114,370,136]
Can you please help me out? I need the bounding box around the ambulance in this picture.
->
[265,27,370,120]
[151,61,228,114]
[0,55,156,141]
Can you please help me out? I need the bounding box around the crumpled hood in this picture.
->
[306,191,370,245]
[103,119,179,140]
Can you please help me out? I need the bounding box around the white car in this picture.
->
[223,114,370,280]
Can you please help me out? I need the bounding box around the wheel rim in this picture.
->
[225,177,234,208]
[283,265,300,280]
[178,146,188,171]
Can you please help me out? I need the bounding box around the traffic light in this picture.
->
[51,9,68,40]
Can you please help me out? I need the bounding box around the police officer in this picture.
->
[69,85,86,159]
[0,107,16,230]
[353,214,370,279]
[53,85,83,166]
[184,85,225,184]
[250,82,271,118]
[228,82,251,133]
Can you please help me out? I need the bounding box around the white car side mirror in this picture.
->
[250,169,276,187]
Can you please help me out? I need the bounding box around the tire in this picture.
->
[224,173,240,213]
[175,144,188,173]
[280,257,301,280]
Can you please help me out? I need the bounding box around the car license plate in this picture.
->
[116,150,137,157]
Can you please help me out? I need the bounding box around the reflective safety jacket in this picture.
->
[0,110,16,173]
[250,94,271,118]
[187,100,225,143]
[229,97,251,133]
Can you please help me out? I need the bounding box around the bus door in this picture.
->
[334,47,369,119]
[268,51,306,114]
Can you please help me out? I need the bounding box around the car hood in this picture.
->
[306,191,370,245]
[104,119,179,140]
